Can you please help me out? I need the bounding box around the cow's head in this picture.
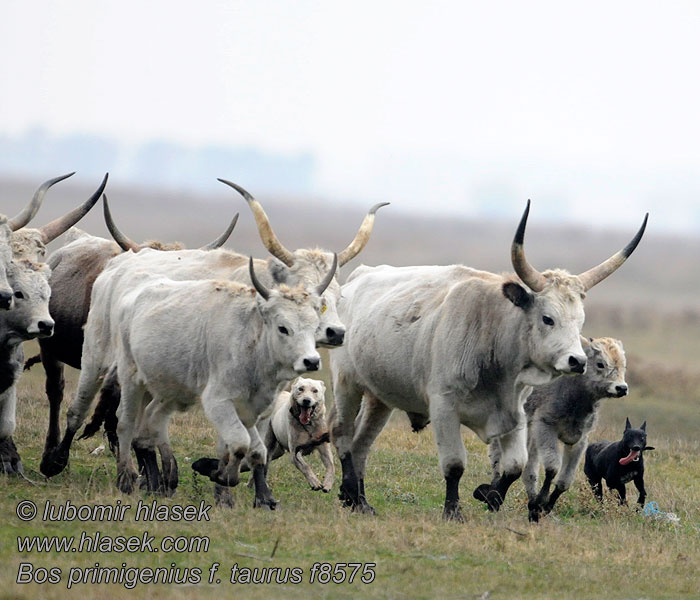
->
[2,260,54,343]
[9,173,108,262]
[218,179,388,347]
[0,219,15,310]
[504,200,647,377]
[583,337,628,398]
[249,254,337,375]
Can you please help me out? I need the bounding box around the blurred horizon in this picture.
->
[2,2,700,233]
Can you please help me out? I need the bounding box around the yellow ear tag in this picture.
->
[320,304,327,314]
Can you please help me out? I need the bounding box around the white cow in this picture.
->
[47,251,336,505]
[330,202,647,520]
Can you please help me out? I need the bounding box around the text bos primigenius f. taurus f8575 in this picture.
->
[330,202,648,520]
[516,336,628,522]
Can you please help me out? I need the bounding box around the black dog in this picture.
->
[584,418,654,506]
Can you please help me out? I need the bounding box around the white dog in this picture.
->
[261,377,335,492]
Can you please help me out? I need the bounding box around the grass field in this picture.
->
[2,312,699,600]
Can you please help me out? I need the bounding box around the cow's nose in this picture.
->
[568,355,586,373]
[325,327,345,346]
[303,357,320,371]
[0,290,13,310]
[616,384,628,397]
[38,320,54,335]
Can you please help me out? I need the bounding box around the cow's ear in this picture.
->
[268,258,290,284]
[502,282,533,309]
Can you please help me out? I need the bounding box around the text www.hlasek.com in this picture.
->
[17,531,209,554]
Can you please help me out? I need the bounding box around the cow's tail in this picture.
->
[78,374,121,455]
[23,354,42,371]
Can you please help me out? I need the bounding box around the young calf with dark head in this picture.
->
[507,337,629,522]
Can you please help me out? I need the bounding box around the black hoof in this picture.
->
[117,470,138,494]
[191,457,219,478]
[473,483,503,512]
[40,449,69,478]
[253,496,278,510]
[0,438,23,475]
[528,501,543,523]
[443,504,466,522]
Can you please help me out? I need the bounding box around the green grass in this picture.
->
[2,333,699,599]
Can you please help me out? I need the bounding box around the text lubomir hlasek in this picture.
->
[40,499,211,522]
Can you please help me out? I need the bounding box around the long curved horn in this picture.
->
[199,213,239,250]
[511,200,547,293]
[39,173,108,243]
[337,202,390,267]
[218,178,295,267]
[577,213,648,291]
[103,194,139,252]
[9,172,75,231]
[248,256,270,301]
[315,252,338,296]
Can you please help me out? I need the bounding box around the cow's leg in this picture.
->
[115,379,147,495]
[317,442,336,493]
[522,426,540,504]
[431,395,467,522]
[527,421,560,522]
[474,420,527,513]
[41,351,65,453]
[350,394,393,510]
[137,395,178,495]
[132,394,170,495]
[0,387,22,475]
[488,439,503,483]
[40,356,107,477]
[193,391,250,487]
[247,426,277,510]
[544,436,588,515]
[331,367,366,512]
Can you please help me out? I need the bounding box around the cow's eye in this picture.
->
[278,326,289,335]
[14,291,24,299]
[542,315,554,326]
[597,362,605,369]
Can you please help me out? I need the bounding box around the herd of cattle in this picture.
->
[0,173,651,522]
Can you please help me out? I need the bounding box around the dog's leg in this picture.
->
[633,473,646,506]
[290,442,323,491]
[613,483,627,505]
[317,442,335,493]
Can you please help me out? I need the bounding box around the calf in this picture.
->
[513,337,628,521]
[259,377,334,492]
[584,418,653,506]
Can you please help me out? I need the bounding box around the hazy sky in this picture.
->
[1,1,699,231]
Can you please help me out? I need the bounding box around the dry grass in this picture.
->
[2,335,698,600]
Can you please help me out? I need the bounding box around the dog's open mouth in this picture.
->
[299,406,313,425]
[619,450,641,465]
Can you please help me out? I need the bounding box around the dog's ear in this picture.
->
[625,417,632,431]
[644,446,655,451]
[318,380,326,395]
[640,420,647,431]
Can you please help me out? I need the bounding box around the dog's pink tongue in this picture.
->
[619,450,640,465]
[299,408,311,425]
